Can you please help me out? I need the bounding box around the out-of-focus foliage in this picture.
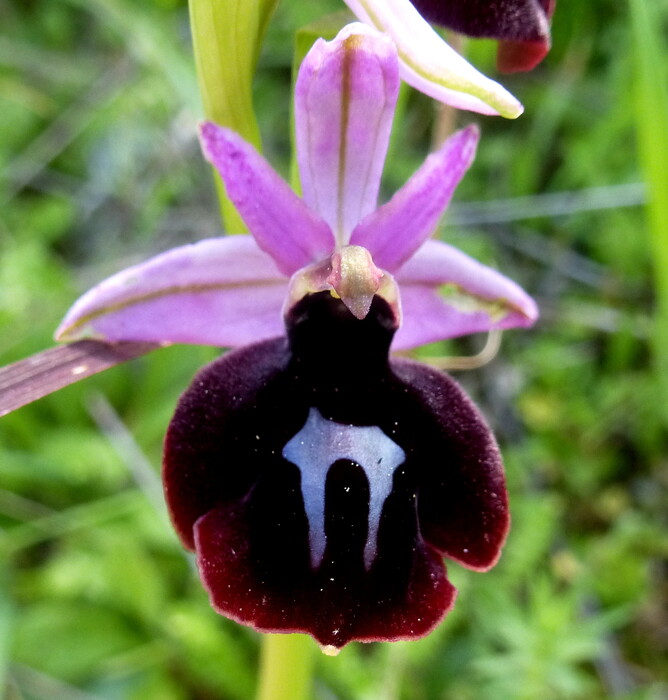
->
[1,0,666,698]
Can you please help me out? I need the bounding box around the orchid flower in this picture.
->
[340,0,553,117]
[408,0,556,72]
[56,24,537,649]
[57,25,536,354]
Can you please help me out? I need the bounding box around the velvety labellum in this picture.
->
[410,0,551,41]
[163,292,509,647]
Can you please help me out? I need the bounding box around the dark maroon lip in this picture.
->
[163,292,509,647]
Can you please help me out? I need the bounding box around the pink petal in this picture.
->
[199,122,335,274]
[350,125,479,273]
[342,0,523,118]
[392,239,538,349]
[295,23,399,245]
[56,237,288,348]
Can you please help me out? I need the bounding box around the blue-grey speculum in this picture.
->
[283,407,406,570]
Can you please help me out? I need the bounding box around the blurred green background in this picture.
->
[1,0,667,698]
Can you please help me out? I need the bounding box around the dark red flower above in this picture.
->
[163,292,509,649]
[410,0,556,72]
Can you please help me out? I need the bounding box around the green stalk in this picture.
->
[629,0,668,423]
[256,633,315,700]
[188,0,278,231]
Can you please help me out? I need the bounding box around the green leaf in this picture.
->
[629,0,668,424]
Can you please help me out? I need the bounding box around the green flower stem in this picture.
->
[256,633,315,700]
[189,0,278,231]
[629,0,668,423]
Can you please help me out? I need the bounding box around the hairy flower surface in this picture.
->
[164,292,509,648]
[56,24,537,648]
